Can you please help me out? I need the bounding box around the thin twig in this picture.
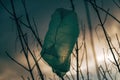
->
[65,74,71,80]
[84,42,89,80]
[75,41,79,80]
[6,51,29,71]
[88,0,120,24]
[70,0,75,11]
[79,69,84,80]
[10,0,35,79]
[89,0,120,73]
[70,0,80,80]
[98,65,108,80]
[84,0,101,79]
[0,0,13,16]
[21,0,44,79]
[103,49,113,80]
[21,76,25,80]
[70,71,75,80]
[21,0,43,47]
[112,0,120,9]
[116,34,120,48]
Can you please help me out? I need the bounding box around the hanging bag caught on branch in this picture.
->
[41,8,79,77]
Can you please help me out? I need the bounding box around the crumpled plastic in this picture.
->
[41,8,79,77]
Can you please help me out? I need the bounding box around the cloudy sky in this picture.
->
[0,0,120,80]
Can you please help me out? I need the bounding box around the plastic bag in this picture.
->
[41,8,79,77]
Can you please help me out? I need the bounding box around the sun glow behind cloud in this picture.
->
[1,1,120,79]
[2,27,120,80]
[0,18,120,80]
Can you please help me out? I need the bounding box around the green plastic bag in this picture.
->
[41,8,79,77]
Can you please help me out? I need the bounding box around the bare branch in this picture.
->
[112,0,120,9]
[65,74,71,80]
[89,0,120,73]
[21,76,25,80]
[6,51,29,71]
[116,34,120,48]
[0,0,13,16]
[88,1,120,24]
[70,0,75,11]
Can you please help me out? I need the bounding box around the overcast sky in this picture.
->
[0,0,120,80]
[0,0,115,57]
